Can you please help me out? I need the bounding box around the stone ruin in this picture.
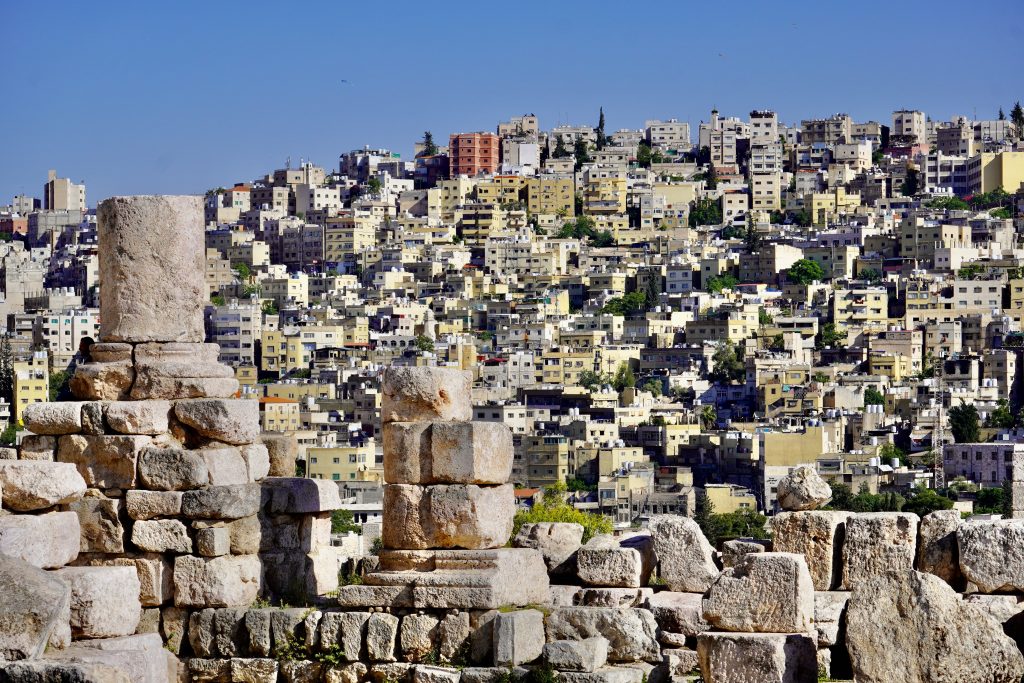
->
[2,198,1024,682]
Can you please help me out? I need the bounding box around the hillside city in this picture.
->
[3,103,1024,554]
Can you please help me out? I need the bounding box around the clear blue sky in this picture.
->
[4,0,1022,205]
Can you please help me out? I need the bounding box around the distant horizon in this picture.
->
[4,0,1022,203]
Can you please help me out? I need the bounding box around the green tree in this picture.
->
[552,135,569,159]
[744,225,763,253]
[864,386,885,406]
[512,481,612,543]
[693,492,720,545]
[714,509,769,542]
[704,163,718,191]
[877,442,907,466]
[644,270,661,310]
[688,197,722,227]
[1012,102,1024,140]
[331,509,361,534]
[926,196,969,211]
[816,323,844,349]
[901,486,953,517]
[706,274,739,293]
[601,291,648,316]
[708,341,745,383]
[792,208,812,227]
[973,485,1007,515]
[859,268,883,284]
[573,138,591,171]
[261,300,279,315]
[636,142,653,169]
[578,370,609,391]
[211,294,226,306]
[233,262,251,281]
[958,263,984,280]
[699,405,717,430]
[986,399,1015,428]
[366,177,383,196]
[0,335,13,404]
[640,379,662,397]
[786,259,825,285]
[0,423,16,446]
[595,107,607,150]
[414,334,434,353]
[48,370,69,402]
[612,363,636,391]
[421,131,438,157]
[948,402,980,443]
[900,165,920,196]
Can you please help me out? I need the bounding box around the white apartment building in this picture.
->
[208,300,262,366]
[34,308,100,367]
[645,119,691,151]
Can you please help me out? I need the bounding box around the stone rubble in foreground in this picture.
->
[2,196,1024,683]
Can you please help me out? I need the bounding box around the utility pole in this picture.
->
[933,354,945,488]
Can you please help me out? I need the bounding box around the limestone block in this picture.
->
[19,434,56,460]
[244,609,273,656]
[846,570,1024,683]
[367,613,400,662]
[53,566,142,638]
[0,554,72,662]
[200,445,250,485]
[132,519,192,554]
[97,195,205,343]
[60,632,171,683]
[74,554,173,607]
[721,539,767,568]
[381,367,472,424]
[264,477,343,513]
[958,519,1024,593]
[174,399,261,445]
[492,609,544,666]
[696,632,817,683]
[400,613,440,662]
[0,662,132,682]
[181,483,261,519]
[263,432,299,477]
[703,552,814,633]
[916,509,963,588]
[411,666,460,683]
[138,446,209,491]
[644,591,709,636]
[577,533,653,588]
[545,608,660,663]
[437,612,471,663]
[105,400,171,435]
[384,421,512,485]
[161,605,189,654]
[814,592,849,647]
[227,514,262,554]
[241,443,271,481]
[57,434,150,489]
[770,510,849,591]
[125,490,183,519]
[512,522,583,576]
[187,658,231,682]
[648,515,719,593]
[68,490,126,553]
[131,373,240,400]
[775,465,831,511]
[23,401,83,435]
[368,663,414,683]
[69,360,135,401]
[383,483,514,549]
[663,648,699,677]
[544,637,609,673]
[135,341,221,365]
[841,512,918,589]
[190,607,248,658]
[90,342,133,363]
[459,668,528,683]
[0,460,86,511]
[576,587,652,608]
[319,611,369,662]
[197,526,231,556]
[173,554,261,607]
[230,658,278,683]
[80,402,105,435]
[0,510,80,568]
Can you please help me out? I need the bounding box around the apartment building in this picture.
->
[449,132,500,177]
[33,308,100,367]
[966,151,1024,194]
[43,170,86,212]
[892,109,927,143]
[645,119,691,151]
[208,300,262,366]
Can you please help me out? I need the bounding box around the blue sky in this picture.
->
[3,0,1022,204]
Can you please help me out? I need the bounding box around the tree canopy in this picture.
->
[786,259,825,285]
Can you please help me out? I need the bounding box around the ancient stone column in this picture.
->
[97,195,205,343]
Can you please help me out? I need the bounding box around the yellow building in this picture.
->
[967,151,1024,194]
[306,442,380,482]
[261,325,358,375]
[704,483,758,513]
[427,177,478,221]
[324,215,376,264]
[13,352,49,422]
[526,176,575,216]
[808,187,860,226]
[583,167,627,215]
[260,397,301,432]
[476,175,527,206]
[831,286,889,331]
[522,433,571,487]
[538,349,597,386]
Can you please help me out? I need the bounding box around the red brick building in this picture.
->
[449,132,499,177]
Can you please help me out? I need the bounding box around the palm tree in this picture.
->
[699,405,717,431]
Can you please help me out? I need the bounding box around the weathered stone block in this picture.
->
[200,445,250,485]
[916,509,963,589]
[411,665,460,683]
[648,515,719,593]
[53,566,142,638]
[645,591,709,636]
[197,526,231,556]
[384,421,512,484]
[512,522,583,576]
[703,552,814,633]
[0,554,72,662]
[400,613,439,662]
[57,434,150,489]
[23,401,83,435]
[264,477,343,513]
[181,483,261,519]
[493,610,544,666]
[0,510,80,568]
[721,539,768,568]
[69,360,135,401]
[98,195,206,343]
[437,611,471,663]
[381,367,472,424]
[696,632,817,683]
[132,519,193,554]
[814,591,849,647]
[367,613,400,662]
[105,400,171,435]
[50,633,172,683]
[544,637,608,673]
[173,554,262,607]
[230,658,279,683]
[242,443,271,481]
[138,446,209,491]
[68,490,126,553]
[125,489,183,519]
[174,399,261,445]
[383,483,514,549]
[576,587,652,608]
[577,533,653,588]
[320,611,370,662]
[770,510,849,591]
[545,608,660,663]
[19,434,56,460]
[841,512,918,590]
[0,460,86,511]
[263,433,299,477]
[775,465,831,511]
[958,519,1024,593]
